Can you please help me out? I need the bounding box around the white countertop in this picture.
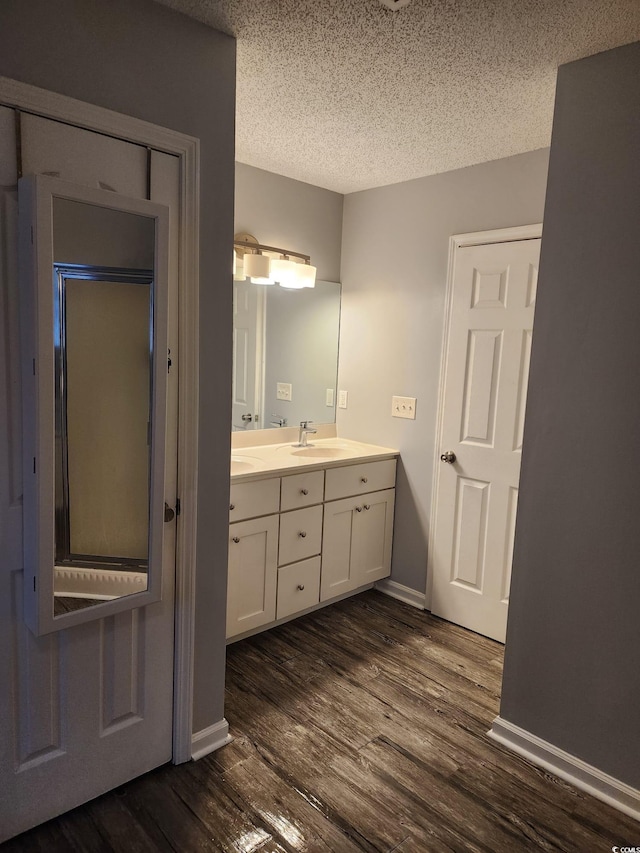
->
[231,437,399,482]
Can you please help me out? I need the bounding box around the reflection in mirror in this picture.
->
[53,265,152,616]
[232,279,341,431]
[20,175,169,635]
[50,199,155,617]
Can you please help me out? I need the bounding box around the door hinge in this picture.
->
[175,498,181,517]
[167,348,172,374]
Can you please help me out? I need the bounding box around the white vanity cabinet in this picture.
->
[227,449,397,641]
[227,514,279,637]
[321,460,396,601]
[227,477,280,638]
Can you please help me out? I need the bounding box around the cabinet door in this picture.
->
[353,489,395,586]
[320,496,357,601]
[321,488,395,602]
[227,515,279,639]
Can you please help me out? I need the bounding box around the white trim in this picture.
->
[489,716,640,822]
[425,223,543,610]
[374,578,425,609]
[0,76,200,765]
[191,719,232,761]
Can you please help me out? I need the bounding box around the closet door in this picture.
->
[0,111,180,841]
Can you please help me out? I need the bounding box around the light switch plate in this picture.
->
[277,382,292,401]
[392,395,417,419]
[326,388,335,406]
[338,390,348,409]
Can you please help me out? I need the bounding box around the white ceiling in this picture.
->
[158,0,640,193]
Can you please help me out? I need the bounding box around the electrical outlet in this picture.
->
[277,382,292,401]
[326,388,335,407]
[338,390,348,409]
[392,395,417,419]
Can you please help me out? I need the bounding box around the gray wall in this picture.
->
[338,150,549,593]
[500,42,640,787]
[235,163,343,282]
[0,0,235,734]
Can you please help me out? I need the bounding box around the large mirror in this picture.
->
[232,279,341,431]
[20,176,169,635]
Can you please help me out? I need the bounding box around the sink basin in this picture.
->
[231,454,260,474]
[292,447,350,458]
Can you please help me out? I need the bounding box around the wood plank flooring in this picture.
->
[3,591,636,851]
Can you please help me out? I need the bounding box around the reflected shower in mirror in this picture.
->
[232,279,341,431]
[52,200,155,616]
[20,175,169,635]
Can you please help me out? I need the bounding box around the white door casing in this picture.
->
[428,226,541,643]
[0,77,202,841]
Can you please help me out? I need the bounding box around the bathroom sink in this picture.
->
[292,446,350,458]
[231,454,260,474]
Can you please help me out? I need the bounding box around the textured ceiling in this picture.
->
[157,0,640,193]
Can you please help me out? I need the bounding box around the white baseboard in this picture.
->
[191,718,232,761]
[374,578,426,610]
[489,716,640,822]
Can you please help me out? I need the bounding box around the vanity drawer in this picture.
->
[324,458,396,501]
[276,556,321,620]
[278,505,323,566]
[281,470,325,511]
[229,477,280,522]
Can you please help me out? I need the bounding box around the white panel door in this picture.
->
[232,279,263,430]
[0,111,179,841]
[430,237,540,642]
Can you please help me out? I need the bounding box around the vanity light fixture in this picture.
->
[233,233,316,288]
[243,251,274,284]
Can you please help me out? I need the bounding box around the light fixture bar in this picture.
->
[233,238,311,264]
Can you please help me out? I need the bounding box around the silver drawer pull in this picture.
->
[298,531,307,538]
[361,476,368,483]
[232,536,240,544]
[364,504,371,510]
[229,503,235,511]
[300,488,309,495]
[355,506,363,512]
[297,584,305,591]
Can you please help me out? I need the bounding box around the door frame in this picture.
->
[0,75,200,763]
[425,223,542,611]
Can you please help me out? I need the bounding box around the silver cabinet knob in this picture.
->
[300,488,308,495]
[229,503,235,511]
[297,584,305,591]
[232,536,240,544]
[360,476,368,483]
[355,506,363,512]
[364,504,371,510]
[298,531,307,538]
[440,451,456,464]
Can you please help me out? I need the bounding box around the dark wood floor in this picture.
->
[3,591,636,851]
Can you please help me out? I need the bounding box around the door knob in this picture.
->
[440,451,456,464]
[164,502,175,522]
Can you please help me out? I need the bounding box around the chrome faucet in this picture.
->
[296,420,317,447]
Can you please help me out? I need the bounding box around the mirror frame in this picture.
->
[19,175,170,635]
